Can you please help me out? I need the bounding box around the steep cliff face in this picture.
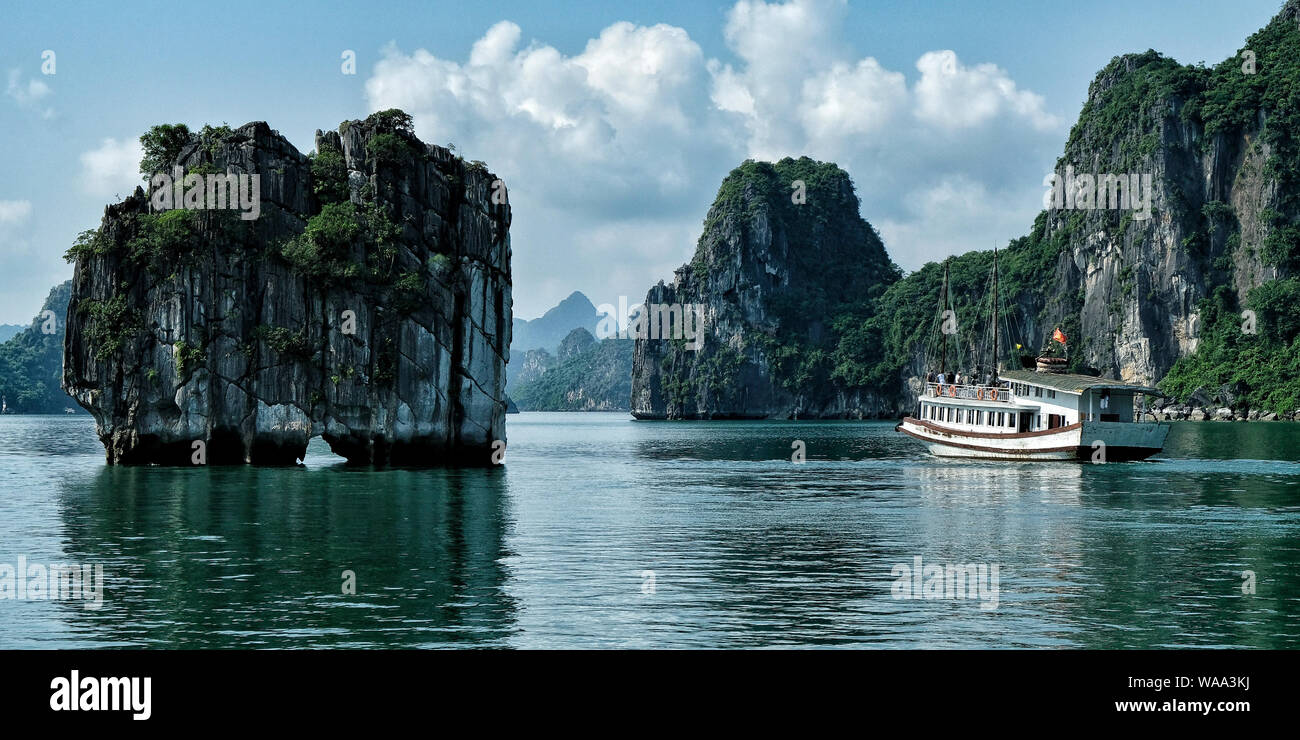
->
[630,157,900,419]
[1035,48,1279,384]
[63,112,511,464]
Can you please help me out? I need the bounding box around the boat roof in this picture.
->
[1000,369,1162,395]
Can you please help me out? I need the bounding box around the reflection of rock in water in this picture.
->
[53,466,516,647]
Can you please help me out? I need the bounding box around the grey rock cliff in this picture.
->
[630,157,900,419]
[1035,53,1280,385]
[63,116,511,465]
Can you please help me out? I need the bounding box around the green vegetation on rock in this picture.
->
[512,330,633,411]
[1160,280,1300,414]
[0,281,80,414]
[138,123,192,178]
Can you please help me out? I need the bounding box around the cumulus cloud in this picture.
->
[365,0,1064,317]
[6,69,54,118]
[0,200,33,258]
[913,50,1058,131]
[79,138,144,200]
[876,176,1046,268]
[0,200,32,225]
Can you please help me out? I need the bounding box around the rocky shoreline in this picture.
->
[1147,404,1292,422]
[1147,383,1293,422]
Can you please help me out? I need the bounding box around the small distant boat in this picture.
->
[895,249,1169,461]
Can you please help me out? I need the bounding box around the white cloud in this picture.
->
[876,176,1043,268]
[800,59,908,140]
[0,200,33,225]
[364,0,1065,317]
[913,50,1058,131]
[0,200,33,258]
[6,69,54,118]
[79,138,144,200]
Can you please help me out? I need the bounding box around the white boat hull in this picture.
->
[896,417,1168,461]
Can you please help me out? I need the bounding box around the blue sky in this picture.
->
[0,0,1285,323]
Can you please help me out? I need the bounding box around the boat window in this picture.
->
[1035,387,1042,397]
[996,412,1004,426]
[1007,413,1015,428]
[1048,390,1056,399]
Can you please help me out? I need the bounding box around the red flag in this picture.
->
[1052,327,1067,345]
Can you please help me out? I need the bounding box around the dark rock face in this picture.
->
[63,117,511,465]
[630,157,899,419]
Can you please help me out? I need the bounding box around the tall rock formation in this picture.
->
[630,157,901,419]
[63,111,511,464]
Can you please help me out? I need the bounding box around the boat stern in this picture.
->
[1077,420,1169,461]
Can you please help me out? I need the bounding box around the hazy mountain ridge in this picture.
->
[512,327,634,411]
[0,280,82,414]
[507,290,601,389]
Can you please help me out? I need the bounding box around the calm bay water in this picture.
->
[0,412,1297,648]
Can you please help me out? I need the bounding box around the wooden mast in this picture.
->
[940,258,950,378]
[992,245,999,384]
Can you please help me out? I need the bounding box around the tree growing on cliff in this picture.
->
[138,123,193,178]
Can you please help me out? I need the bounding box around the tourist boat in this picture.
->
[894,250,1169,461]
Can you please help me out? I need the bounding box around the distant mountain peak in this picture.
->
[510,290,600,356]
[539,291,596,320]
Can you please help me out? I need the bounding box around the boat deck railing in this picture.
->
[925,382,1013,403]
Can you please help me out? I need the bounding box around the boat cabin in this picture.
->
[917,369,1159,435]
